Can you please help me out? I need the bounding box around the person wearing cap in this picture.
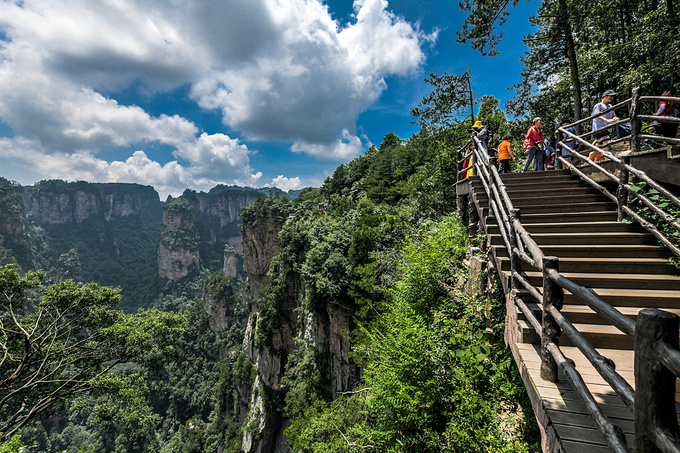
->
[591,89,619,142]
[522,117,545,172]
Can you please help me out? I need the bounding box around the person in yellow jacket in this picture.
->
[497,134,515,173]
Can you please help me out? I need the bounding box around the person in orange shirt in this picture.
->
[497,134,515,173]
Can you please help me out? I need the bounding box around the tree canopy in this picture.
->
[0,264,186,441]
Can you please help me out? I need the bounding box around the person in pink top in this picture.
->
[522,117,544,172]
[652,88,678,138]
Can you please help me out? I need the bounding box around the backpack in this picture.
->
[664,101,679,117]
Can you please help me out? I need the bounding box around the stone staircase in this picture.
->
[469,170,680,351]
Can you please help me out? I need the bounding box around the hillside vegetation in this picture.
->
[241,106,539,451]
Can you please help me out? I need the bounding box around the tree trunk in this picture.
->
[468,76,475,124]
[558,0,583,133]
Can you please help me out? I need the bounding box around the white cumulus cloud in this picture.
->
[266,175,304,192]
[0,0,434,193]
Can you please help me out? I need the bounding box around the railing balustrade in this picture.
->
[456,88,680,452]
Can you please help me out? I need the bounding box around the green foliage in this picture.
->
[0,264,186,442]
[282,343,325,420]
[160,228,200,250]
[163,196,195,214]
[238,196,290,229]
[0,433,22,453]
[286,217,538,452]
[627,181,680,268]
[411,69,477,131]
[457,0,520,56]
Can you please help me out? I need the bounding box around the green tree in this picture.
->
[0,264,186,441]
[457,0,522,56]
[411,69,478,132]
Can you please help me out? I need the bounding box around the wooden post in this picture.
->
[468,199,479,238]
[541,256,563,382]
[456,147,462,183]
[634,308,680,453]
[470,142,478,177]
[457,194,468,225]
[630,87,642,154]
[617,154,631,221]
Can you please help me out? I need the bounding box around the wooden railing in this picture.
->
[456,89,680,452]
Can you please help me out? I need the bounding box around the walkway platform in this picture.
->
[461,169,680,452]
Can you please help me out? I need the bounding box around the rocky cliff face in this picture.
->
[158,195,200,280]
[21,180,163,311]
[158,187,261,280]
[0,178,31,270]
[25,180,161,226]
[237,201,360,452]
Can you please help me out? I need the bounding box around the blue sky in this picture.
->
[0,0,538,198]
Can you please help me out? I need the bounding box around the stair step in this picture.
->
[514,202,616,215]
[519,302,680,324]
[475,193,609,209]
[523,221,642,234]
[517,319,633,349]
[520,244,670,259]
[517,287,680,308]
[500,172,574,183]
[511,194,608,206]
[497,256,674,275]
[489,232,656,246]
[502,187,600,198]
[487,221,643,235]
[520,271,680,291]
[519,211,619,223]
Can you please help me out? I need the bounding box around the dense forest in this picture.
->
[2,0,679,451]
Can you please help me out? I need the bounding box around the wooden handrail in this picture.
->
[567,98,632,130]
[548,303,635,410]
[458,90,680,453]
[546,268,636,337]
[546,341,631,453]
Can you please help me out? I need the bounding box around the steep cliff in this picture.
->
[0,178,32,270]
[24,180,163,311]
[158,187,262,281]
[25,180,161,226]
[158,194,201,281]
[237,197,361,452]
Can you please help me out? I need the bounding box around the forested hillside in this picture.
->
[0,179,301,312]
[5,96,540,452]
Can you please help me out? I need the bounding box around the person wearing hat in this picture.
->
[522,117,545,172]
[470,120,490,154]
[591,89,619,142]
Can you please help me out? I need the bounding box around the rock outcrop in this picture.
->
[237,199,360,452]
[158,195,200,280]
[0,178,31,270]
[25,180,161,226]
[158,187,262,280]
